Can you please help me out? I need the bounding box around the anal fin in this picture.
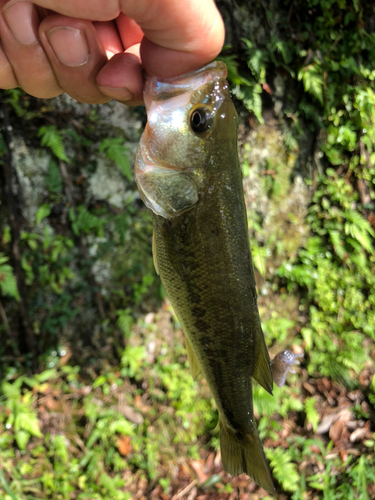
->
[252,318,273,395]
[247,258,273,394]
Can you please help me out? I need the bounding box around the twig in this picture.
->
[0,299,11,335]
[171,479,197,499]
[58,160,74,206]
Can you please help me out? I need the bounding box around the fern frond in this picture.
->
[265,447,300,492]
[304,397,319,432]
[99,138,132,181]
[38,125,70,162]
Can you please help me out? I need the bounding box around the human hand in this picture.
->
[0,0,225,105]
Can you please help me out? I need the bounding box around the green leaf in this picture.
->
[0,469,19,500]
[35,368,58,383]
[100,138,132,181]
[36,204,51,225]
[116,308,133,337]
[15,411,42,438]
[305,397,320,432]
[15,430,30,451]
[275,40,292,64]
[266,447,300,492]
[298,64,324,104]
[0,253,19,300]
[38,126,70,162]
[69,206,104,236]
[52,435,69,463]
[45,159,63,194]
[108,419,133,435]
[92,375,107,389]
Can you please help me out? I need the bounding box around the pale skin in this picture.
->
[0,0,225,105]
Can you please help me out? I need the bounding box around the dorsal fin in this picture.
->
[185,335,202,380]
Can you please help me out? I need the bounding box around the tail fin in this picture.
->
[220,419,275,495]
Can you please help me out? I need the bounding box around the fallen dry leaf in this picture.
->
[187,486,198,500]
[59,345,72,366]
[317,406,351,435]
[203,453,215,475]
[214,451,222,471]
[329,409,351,444]
[309,444,322,454]
[349,427,367,443]
[350,420,372,443]
[117,435,132,456]
[119,404,144,425]
[303,381,316,395]
[44,395,61,411]
[134,394,153,413]
[189,460,208,484]
[262,82,273,94]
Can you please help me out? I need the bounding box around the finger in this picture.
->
[116,13,143,49]
[39,14,112,104]
[96,44,143,105]
[0,40,18,89]
[21,0,121,21]
[120,0,225,78]
[0,0,62,97]
[95,13,144,104]
[93,20,123,59]
[31,0,225,77]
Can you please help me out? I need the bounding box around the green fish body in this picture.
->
[135,62,275,494]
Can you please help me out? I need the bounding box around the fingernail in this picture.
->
[3,0,39,45]
[47,27,90,66]
[98,86,134,102]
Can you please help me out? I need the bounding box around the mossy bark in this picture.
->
[0,2,315,364]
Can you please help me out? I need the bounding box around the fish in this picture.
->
[135,61,296,494]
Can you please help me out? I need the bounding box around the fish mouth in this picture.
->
[144,61,228,108]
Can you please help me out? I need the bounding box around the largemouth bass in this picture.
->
[135,61,295,494]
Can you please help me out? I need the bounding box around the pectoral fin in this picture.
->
[152,231,159,275]
[185,335,202,380]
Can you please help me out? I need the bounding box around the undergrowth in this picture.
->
[1,0,375,498]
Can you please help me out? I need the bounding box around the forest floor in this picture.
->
[1,300,375,500]
[1,89,375,500]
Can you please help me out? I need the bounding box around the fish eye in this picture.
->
[190,107,212,133]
